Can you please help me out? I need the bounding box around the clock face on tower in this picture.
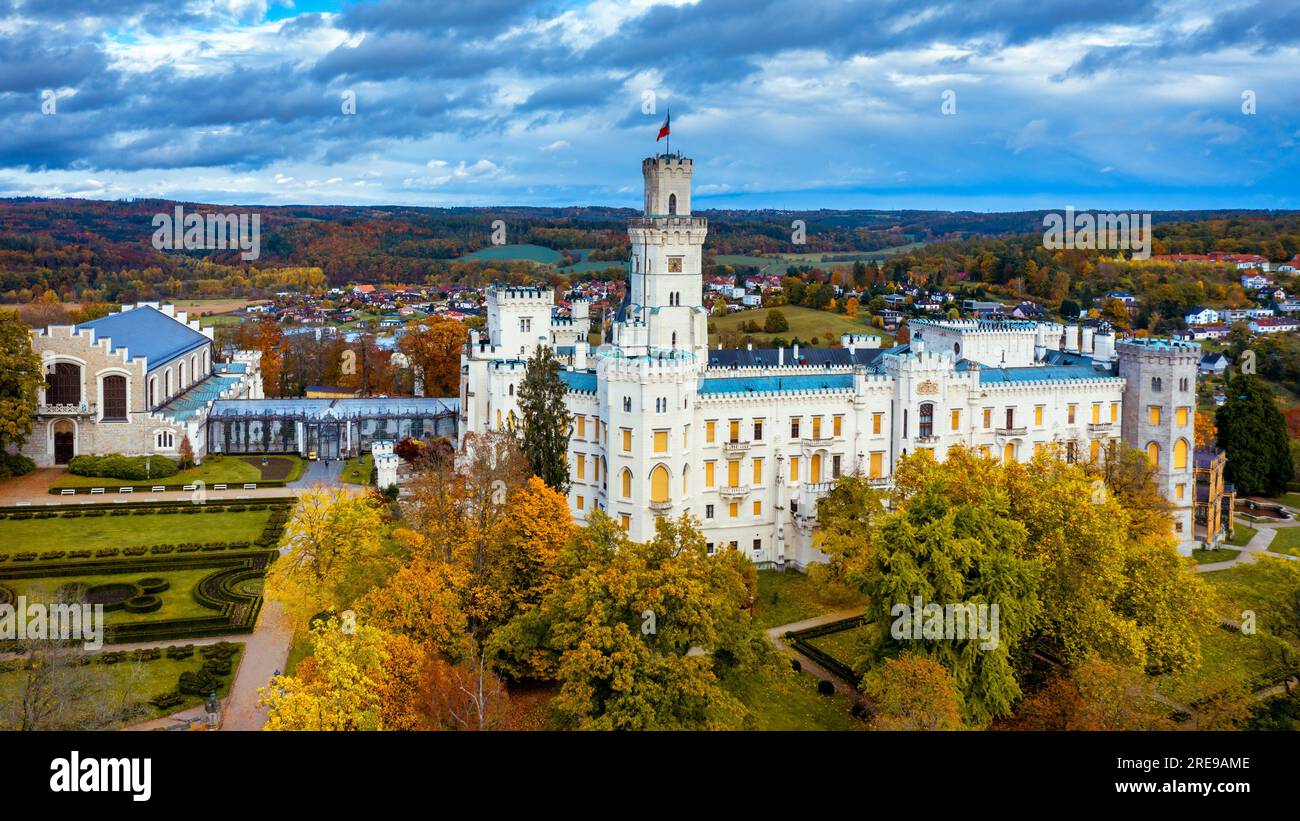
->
[668,256,683,273]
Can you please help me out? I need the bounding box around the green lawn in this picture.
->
[1202,560,1300,636]
[0,643,243,730]
[1226,523,1257,547]
[1266,493,1300,510]
[728,660,864,730]
[1267,527,1300,557]
[709,305,891,349]
[341,453,374,486]
[461,243,563,264]
[807,623,872,671]
[0,508,273,555]
[52,455,304,489]
[1191,546,1240,565]
[752,569,866,630]
[1156,623,1290,705]
[6,566,222,625]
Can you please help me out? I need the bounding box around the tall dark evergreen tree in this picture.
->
[517,344,571,493]
[1216,372,1293,496]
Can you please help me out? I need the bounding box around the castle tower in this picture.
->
[615,154,709,357]
[1117,338,1199,555]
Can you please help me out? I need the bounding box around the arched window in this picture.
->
[1173,438,1189,470]
[190,355,197,383]
[650,465,670,503]
[811,453,823,483]
[165,369,172,398]
[681,464,690,495]
[156,430,175,450]
[46,363,81,406]
[179,361,186,388]
[671,332,677,348]
[918,403,934,438]
[621,468,633,499]
[148,377,156,409]
[202,349,210,374]
[1146,441,1160,467]
[102,375,127,421]
[668,193,677,215]
[1003,442,1016,463]
[508,384,514,396]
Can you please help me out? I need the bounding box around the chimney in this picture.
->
[793,343,800,361]
[779,347,785,366]
[574,340,588,370]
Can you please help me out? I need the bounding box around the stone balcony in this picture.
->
[995,426,1027,437]
[648,499,673,513]
[799,435,835,448]
[914,434,940,444]
[37,402,95,416]
[1087,422,1113,434]
[719,485,751,500]
[722,440,751,457]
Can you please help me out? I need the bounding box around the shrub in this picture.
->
[817,679,835,696]
[68,453,179,480]
[178,669,220,696]
[0,452,35,479]
[150,692,185,710]
[124,595,162,614]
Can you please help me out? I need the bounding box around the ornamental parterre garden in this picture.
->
[0,498,289,644]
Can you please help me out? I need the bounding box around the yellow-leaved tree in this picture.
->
[265,486,386,622]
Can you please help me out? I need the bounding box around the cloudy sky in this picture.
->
[0,0,1297,211]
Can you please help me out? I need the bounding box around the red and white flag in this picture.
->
[656,111,670,142]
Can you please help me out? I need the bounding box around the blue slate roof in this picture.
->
[699,374,854,395]
[559,370,597,393]
[977,365,1117,384]
[76,306,209,368]
[708,347,884,368]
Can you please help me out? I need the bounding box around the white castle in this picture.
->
[460,153,1201,566]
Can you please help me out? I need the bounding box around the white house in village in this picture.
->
[459,152,1201,565]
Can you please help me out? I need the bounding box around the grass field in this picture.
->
[0,643,243,730]
[5,566,221,625]
[713,245,924,277]
[753,569,865,630]
[1267,527,1300,557]
[806,622,872,671]
[341,453,373,485]
[1191,546,1240,565]
[709,305,892,349]
[461,243,563,264]
[0,508,273,555]
[728,660,864,730]
[52,455,304,489]
[1227,523,1257,547]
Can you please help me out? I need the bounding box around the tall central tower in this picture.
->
[613,154,709,357]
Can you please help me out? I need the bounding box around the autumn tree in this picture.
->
[862,653,965,731]
[1003,656,1174,730]
[177,434,195,469]
[0,310,42,460]
[516,343,571,492]
[265,487,387,621]
[763,309,789,333]
[398,316,468,397]
[1194,410,1217,451]
[492,512,768,730]
[261,619,423,731]
[236,316,284,397]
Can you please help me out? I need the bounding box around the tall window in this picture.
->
[668,193,677,215]
[46,363,81,406]
[918,403,934,438]
[102,375,127,421]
